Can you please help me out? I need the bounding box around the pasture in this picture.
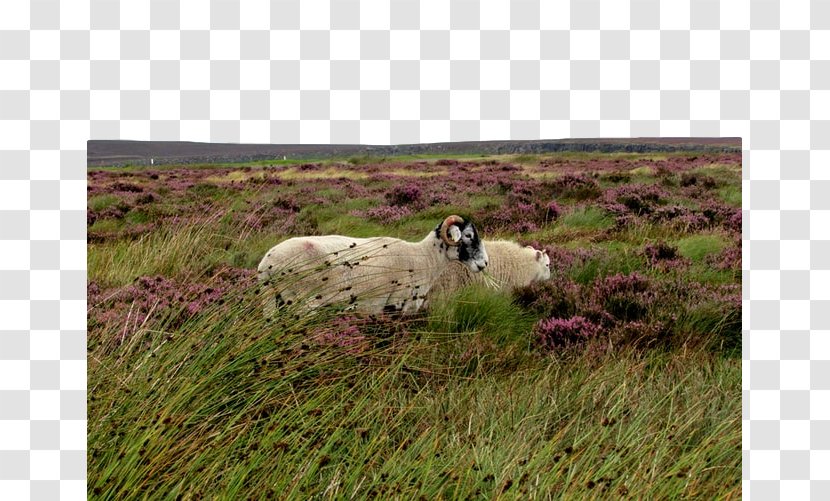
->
[88,150,742,499]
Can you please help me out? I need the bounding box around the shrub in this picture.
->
[591,272,655,323]
[135,193,156,205]
[435,158,459,166]
[87,265,257,337]
[513,277,582,319]
[547,174,602,201]
[680,173,718,189]
[545,201,562,222]
[603,171,632,183]
[359,205,413,223]
[385,183,422,207]
[643,242,687,269]
[534,316,601,350]
[604,184,667,216]
[110,182,144,193]
[312,316,369,354]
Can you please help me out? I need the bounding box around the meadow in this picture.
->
[87,150,742,499]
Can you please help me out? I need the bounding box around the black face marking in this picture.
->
[457,223,483,264]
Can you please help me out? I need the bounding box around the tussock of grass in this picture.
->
[88,215,231,287]
[718,185,742,207]
[428,285,535,343]
[559,206,614,231]
[568,248,646,285]
[89,194,124,211]
[676,235,727,262]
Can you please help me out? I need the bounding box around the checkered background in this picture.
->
[0,0,822,499]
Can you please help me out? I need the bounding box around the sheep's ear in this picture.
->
[448,225,462,243]
[535,250,542,261]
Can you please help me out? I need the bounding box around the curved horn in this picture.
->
[439,215,465,247]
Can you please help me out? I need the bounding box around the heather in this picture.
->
[88,150,741,499]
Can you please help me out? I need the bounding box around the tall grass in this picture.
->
[89,280,740,499]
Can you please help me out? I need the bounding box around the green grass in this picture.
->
[718,185,742,207]
[89,288,740,499]
[559,207,615,231]
[676,234,727,262]
[89,194,124,211]
[124,208,151,225]
[567,245,647,285]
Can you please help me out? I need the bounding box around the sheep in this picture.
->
[256,215,489,316]
[427,240,550,301]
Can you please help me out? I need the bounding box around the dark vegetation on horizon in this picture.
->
[87,137,742,167]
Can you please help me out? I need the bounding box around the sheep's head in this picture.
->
[528,246,552,281]
[436,215,489,273]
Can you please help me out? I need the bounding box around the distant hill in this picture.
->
[87,138,742,167]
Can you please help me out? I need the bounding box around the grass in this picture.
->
[89,194,124,211]
[89,285,740,499]
[675,234,727,263]
[559,207,615,231]
[88,150,742,498]
[568,246,646,285]
[718,185,742,207]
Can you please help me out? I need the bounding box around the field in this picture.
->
[87,150,742,499]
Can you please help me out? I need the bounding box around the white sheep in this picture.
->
[257,215,489,316]
[428,240,550,300]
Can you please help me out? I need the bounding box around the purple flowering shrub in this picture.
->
[604,184,667,216]
[680,173,718,189]
[649,205,710,232]
[88,265,257,341]
[518,269,741,352]
[533,316,601,349]
[312,316,370,354]
[546,174,602,201]
[385,183,423,207]
[590,272,655,323]
[356,205,413,223]
[643,242,688,270]
[602,171,632,184]
[475,181,562,234]
[513,276,583,319]
[707,239,742,271]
